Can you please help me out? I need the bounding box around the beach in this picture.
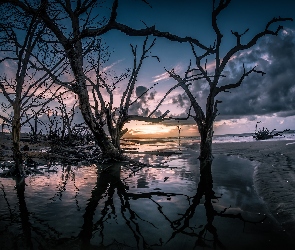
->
[212,140,295,237]
[1,135,295,249]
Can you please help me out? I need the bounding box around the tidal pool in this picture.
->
[0,146,293,249]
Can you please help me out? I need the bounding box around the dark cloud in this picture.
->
[276,110,295,117]
[246,115,257,121]
[135,86,148,98]
[188,30,295,120]
[128,100,149,116]
[172,93,189,107]
[148,91,156,100]
[129,86,158,116]
[153,110,162,117]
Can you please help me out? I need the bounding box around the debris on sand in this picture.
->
[253,122,290,140]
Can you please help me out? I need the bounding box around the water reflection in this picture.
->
[168,163,223,247]
[15,177,33,249]
[167,162,267,249]
[79,162,189,249]
[0,154,293,249]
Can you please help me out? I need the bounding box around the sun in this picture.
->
[123,121,174,138]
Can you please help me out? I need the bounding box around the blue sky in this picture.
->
[1,0,295,137]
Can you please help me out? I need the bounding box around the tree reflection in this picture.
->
[167,162,266,249]
[75,160,268,250]
[0,178,34,249]
[15,176,33,249]
[79,163,163,249]
[0,177,67,250]
[49,164,80,210]
[0,159,272,250]
[171,163,226,248]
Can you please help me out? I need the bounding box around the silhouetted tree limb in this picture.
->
[216,65,265,94]
[219,17,292,75]
[86,37,172,152]
[166,0,292,169]
[0,9,66,175]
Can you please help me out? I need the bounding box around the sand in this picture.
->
[212,140,295,237]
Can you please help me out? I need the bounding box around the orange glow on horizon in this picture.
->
[123,121,199,138]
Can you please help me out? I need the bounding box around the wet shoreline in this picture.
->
[212,140,295,239]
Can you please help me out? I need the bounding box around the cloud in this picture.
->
[129,85,152,116]
[152,72,170,83]
[152,64,183,83]
[185,29,295,120]
[102,59,124,72]
[275,110,295,117]
[171,93,189,107]
[135,85,148,98]
[148,91,156,100]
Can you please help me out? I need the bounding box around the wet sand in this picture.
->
[212,140,295,237]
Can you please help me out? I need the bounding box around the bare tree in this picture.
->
[165,0,292,172]
[42,108,61,140]
[4,0,292,164]
[55,93,78,141]
[24,110,40,142]
[0,8,64,175]
[1,0,222,161]
[87,37,171,153]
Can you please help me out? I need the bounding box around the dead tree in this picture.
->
[0,1,130,160]
[253,122,290,140]
[88,37,171,153]
[4,0,292,162]
[0,10,64,175]
[165,0,292,172]
[1,0,225,161]
[43,109,61,140]
[55,93,78,141]
[24,111,40,142]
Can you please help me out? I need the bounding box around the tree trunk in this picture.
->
[110,127,123,154]
[77,85,122,160]
[79,164,121,249]
[199,122,214,172]
[110,130,119,152]
[67,34,123,159]
[33,114,38,142]
[12,107,24,176]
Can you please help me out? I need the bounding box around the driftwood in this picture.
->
[253,122,290,140]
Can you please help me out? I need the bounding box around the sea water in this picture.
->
[0,139,293,249]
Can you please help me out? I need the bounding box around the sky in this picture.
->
[1,0,295,138]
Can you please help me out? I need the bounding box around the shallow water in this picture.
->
[0,141,293,249]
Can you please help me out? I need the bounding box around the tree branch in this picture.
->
[165,68,205,128]
[219,17,293,74]
[216,64,265,94]
[126,114,170,123]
